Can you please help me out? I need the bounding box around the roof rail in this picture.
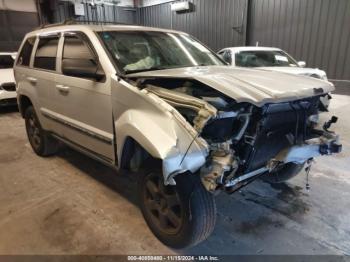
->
[38,19,132,29]
[69,19,132,25]
[37,19,73,29]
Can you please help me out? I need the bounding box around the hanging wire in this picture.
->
[57,2,62,22]
[102,3,106,23]
[113,4,116,23]
[85,0,90,24]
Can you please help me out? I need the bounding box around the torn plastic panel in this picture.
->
[145,85,217,133]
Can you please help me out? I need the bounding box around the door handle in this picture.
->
[56,84,70,93]
[26,77,37,84]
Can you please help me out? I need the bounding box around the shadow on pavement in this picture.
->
[56,148,139,207]
[0,105,19,114]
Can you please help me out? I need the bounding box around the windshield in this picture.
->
[0,55,15,69]
[235,50,298,67]
[99,31,224,74]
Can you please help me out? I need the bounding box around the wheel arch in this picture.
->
[115,112,179,173]
[18,95,33,118]
[119,136,162,171]
[115,109,208,184]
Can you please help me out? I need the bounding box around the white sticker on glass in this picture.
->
[275,55,288,62]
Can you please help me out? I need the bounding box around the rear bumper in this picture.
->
[0,90,17,106]
[0,90,17,100]
[0,98,17,106]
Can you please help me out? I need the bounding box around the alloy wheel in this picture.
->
[143,172,184,235]
[27,113,41,150]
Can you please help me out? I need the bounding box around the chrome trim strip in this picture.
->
[51,134,115,167]
[42,110,113,145]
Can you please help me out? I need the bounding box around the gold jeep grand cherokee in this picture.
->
[14,24,341,248]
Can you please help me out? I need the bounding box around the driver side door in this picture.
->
[52,32,114,163]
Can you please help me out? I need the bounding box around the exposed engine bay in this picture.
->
[130,77,341,193]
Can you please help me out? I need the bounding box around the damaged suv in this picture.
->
[15,25,341,248]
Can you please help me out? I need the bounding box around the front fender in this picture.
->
[112,77,208,184]
[115,109,207,185]
[116,109,178,160]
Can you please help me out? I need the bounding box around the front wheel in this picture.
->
[138,170,216,248]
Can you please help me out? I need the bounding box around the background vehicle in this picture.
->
[0,52,17,106]
[218,46,328,80]
[14,25,341,248]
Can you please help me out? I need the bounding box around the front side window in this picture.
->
[99,31,224,74]
[61,34,104,81]
[62,35,95,64]
[235,50,298,67]
[34,36,59,71]
[17,37,36,67]
[0,55,15,69]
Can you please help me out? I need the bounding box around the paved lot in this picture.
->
[0,94,349,255]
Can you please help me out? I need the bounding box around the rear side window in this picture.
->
[0,55,14,69]
[17,37,36,67]
[34,36,59,71]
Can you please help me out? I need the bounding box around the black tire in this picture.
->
[138,169,216,248]
[261,162,305,183]
[24,106,59,157]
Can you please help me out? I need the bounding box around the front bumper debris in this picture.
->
[223,130,342,189]
[275,130,341,164]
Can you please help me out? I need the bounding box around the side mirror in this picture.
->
[298,61,306,68]
[62,58,104,81]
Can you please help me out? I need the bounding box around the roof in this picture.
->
[25,24,187,37]
[219,46,282,52]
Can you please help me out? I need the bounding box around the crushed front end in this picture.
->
[130,77,341,193]
[203,96,342,193]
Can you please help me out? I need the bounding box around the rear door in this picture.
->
[32,34,62,132]
[52,31,114,162]
[15,35,60,131]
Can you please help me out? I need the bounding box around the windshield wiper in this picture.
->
[125,66,170,74]
[125,64,217,74]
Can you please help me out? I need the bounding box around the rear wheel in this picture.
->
[261,162,305,183]
[138,169,216,248]
[25,106,59,156]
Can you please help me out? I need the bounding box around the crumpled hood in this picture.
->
[257,66,327,78]
[127,66,334,107]
[0,68,15,84]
